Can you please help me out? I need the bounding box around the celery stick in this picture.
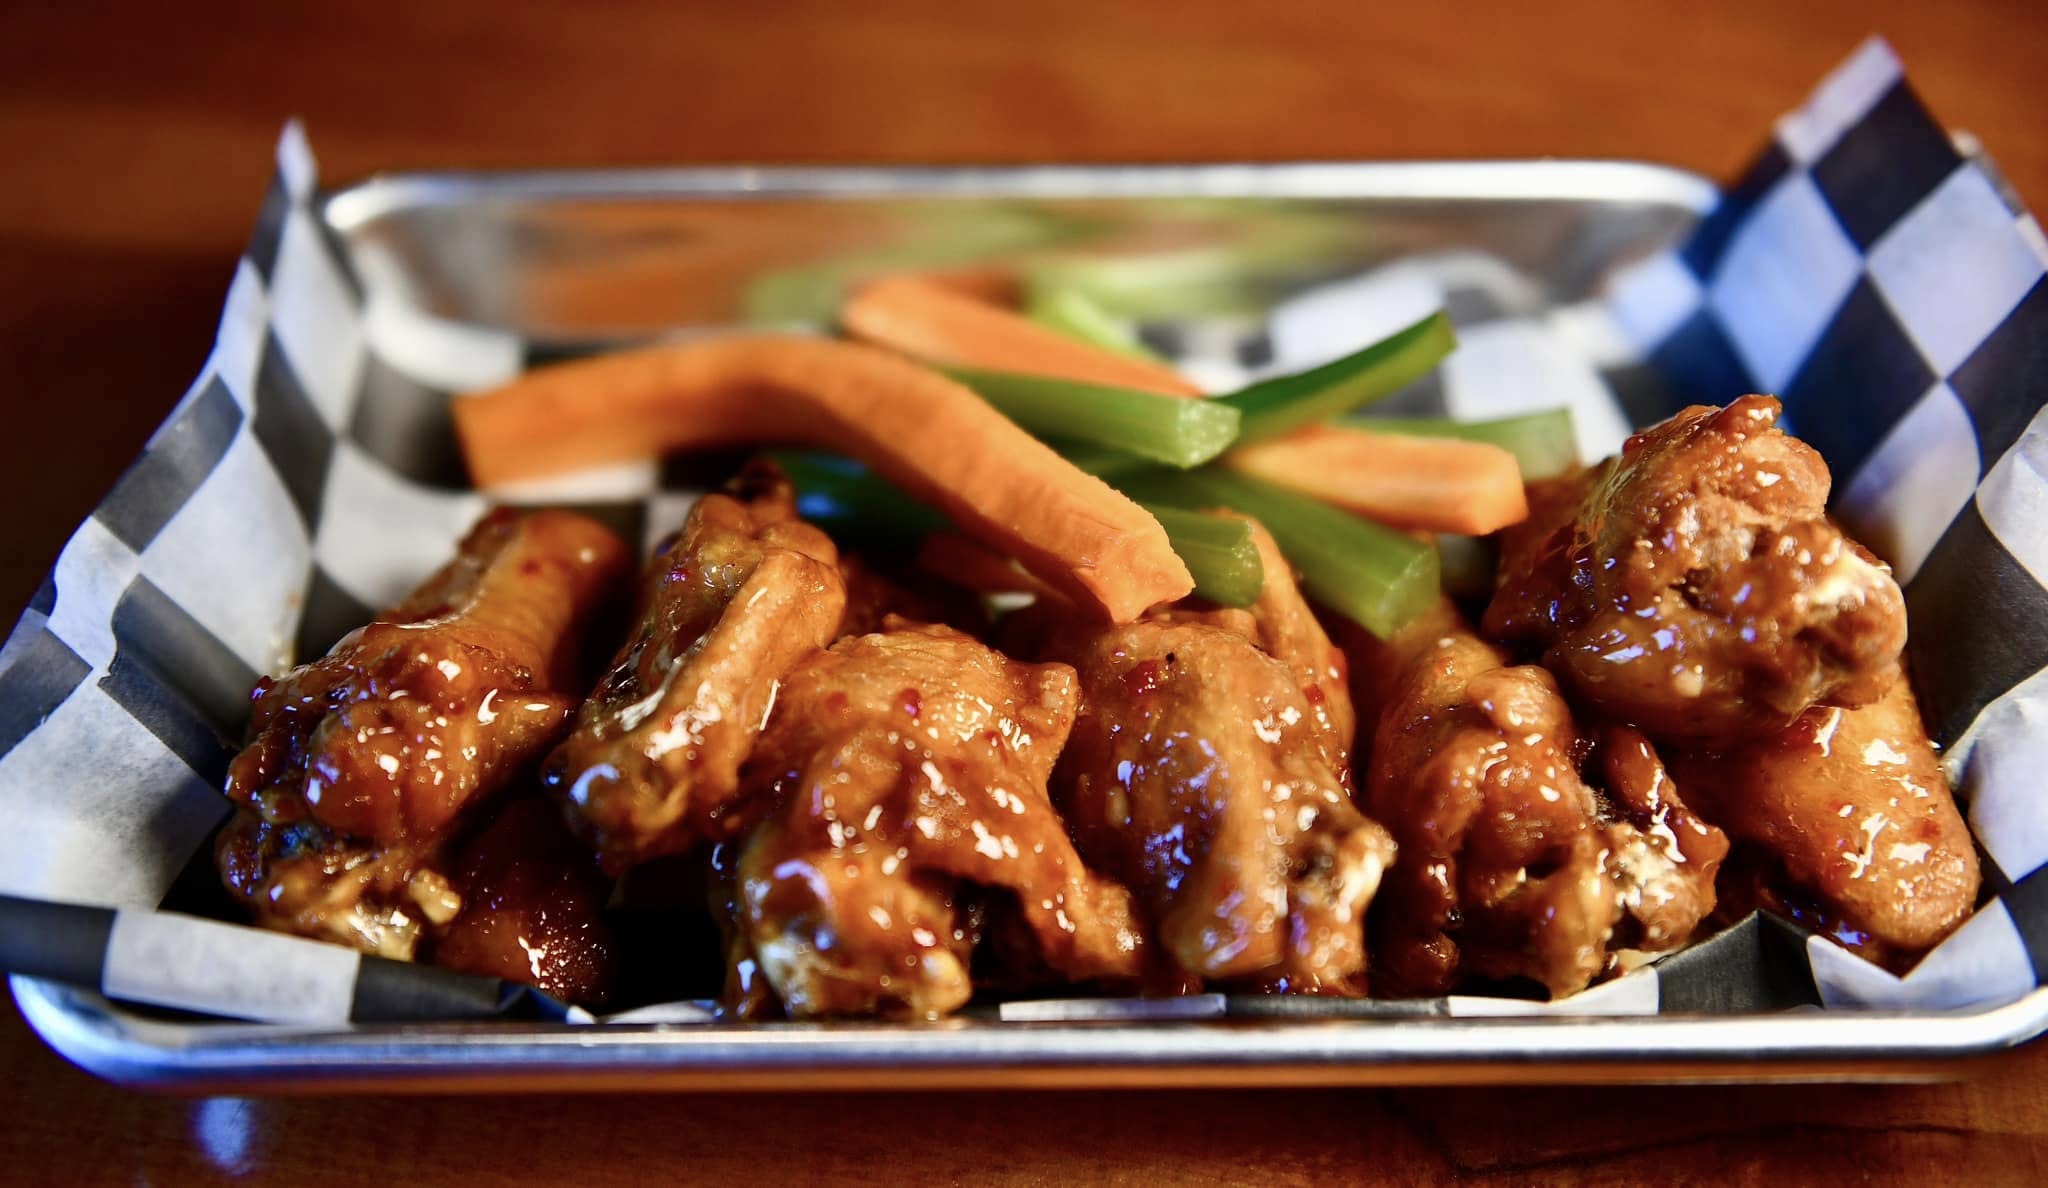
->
[1025,287,1165,363]
[767,451,946,544]
[1220,311,1456,444]
[1114,468,1439,638]
[1141,504,1263,608]
[1349,408,1579,479]
[947,367,1239,468]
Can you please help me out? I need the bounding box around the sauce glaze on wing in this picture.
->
[1485,395,1906,747]
[1357,603,1728,998]
[218,508,630,959]
[432,792,621,1005]
[545,467,846,871]
[1032,522,1393,995]
[730,620,1147,1019]
[1667,678,1978,966]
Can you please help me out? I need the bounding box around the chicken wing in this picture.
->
[545,466,847,871]
[1667,678,1978,966]
[1485,396,1907,746]
[431,792,621,1005]
[218,508,631,958]
[732,620,1147,1019]
[1357,602,1728,997]
[1033,523,1393,994]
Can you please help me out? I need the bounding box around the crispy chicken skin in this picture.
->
[431,793,621,1005]
[218,509,630,958]
[546,468,847,872]
[1667,678,1978,965]
[731,621,1146,1019]
[1033,524,1394,994]
[1485,395,1907,747]
[1356,603,1728,997]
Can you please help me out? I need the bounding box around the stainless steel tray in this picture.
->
[19,977,2048,1091]
[24,160,2045,1090]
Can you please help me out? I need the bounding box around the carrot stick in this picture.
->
[1221,424,1529,536]
[916,532,1064,600]
[841,274,1203,397]
[452,335,1192,622]
[888,264,1022,308]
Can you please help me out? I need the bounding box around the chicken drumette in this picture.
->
[1030,522,1394,994]
[1356,602,1728,998]
[545,467,847,870]
[218,508,630,960]
[728,620,1147,1018]
[1485,395,1907,747]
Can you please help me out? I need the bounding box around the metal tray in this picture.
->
[23,160,2046,1090]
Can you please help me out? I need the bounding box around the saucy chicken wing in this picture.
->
[730,620,1147,1018]
[218,509,630,958]
[1357,602,1728,997]
[431,792,621,1005]
[546,468,847,871]
[1667,678,1978,966]
[1485,395,1907,746]
[1033,523,1393,994]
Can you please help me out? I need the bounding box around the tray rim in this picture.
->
[321,158,1721,231]
[20,977,2048,1092]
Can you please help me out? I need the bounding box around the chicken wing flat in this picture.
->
[546,468,847,871]
[1357,602,1728,997]
[1485,395,1907,746]
[732,620,1147,1019]
[1667,678,1978,965]
[1033,523,1393,994]
[218,508,631,958]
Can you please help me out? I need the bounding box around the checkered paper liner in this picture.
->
[2,37,2044,1026]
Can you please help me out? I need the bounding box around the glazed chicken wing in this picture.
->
[1357,603,1728,997]
[546,467,847,871]
[1034,523,1393,994]
[730,620,1146,1018]
[1485,395,1907,746]
[1667,678,1978,965]
[431,792,621,1005]
[218,508,630,958]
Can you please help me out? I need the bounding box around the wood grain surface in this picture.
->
[4,1,2047,1182]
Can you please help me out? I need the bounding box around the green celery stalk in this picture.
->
[1348,408,1579,480]
[767,451,946,545]
[946,367,1239,468]
[1220,310,1457,444]
[1020,206,1370,319]
[1141,503,1263,608]
[1114,468,1439,639]
[1024,287,1165,363]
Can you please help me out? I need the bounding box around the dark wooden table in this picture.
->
[5,2,2047,1182]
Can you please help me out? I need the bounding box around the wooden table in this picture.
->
[4,1,2046,1182]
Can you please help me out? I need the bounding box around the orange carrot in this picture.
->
[841,274,1202,397]
[916,532,1064,601]
[451,335,1192,622]
[1222,424,1529,536]
[883,264,1022,308]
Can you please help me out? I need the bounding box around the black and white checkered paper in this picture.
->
[2,38,2044,1026]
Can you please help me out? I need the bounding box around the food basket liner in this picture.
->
[1,37,2043,1027]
